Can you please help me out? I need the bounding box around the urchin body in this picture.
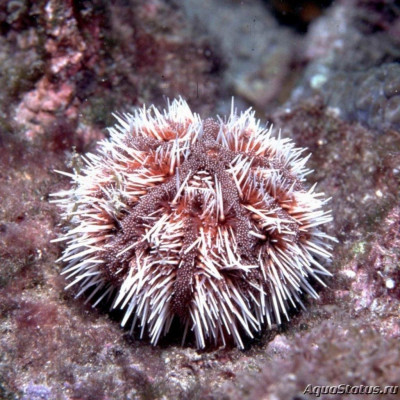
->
[52,98,334,349]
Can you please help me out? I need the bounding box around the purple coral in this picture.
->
[51,98,334,349]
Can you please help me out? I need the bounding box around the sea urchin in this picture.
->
[51,98,334,349]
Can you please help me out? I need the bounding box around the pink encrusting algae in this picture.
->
[51,97,335,349]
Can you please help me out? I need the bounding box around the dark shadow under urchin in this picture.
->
[74,261,334,352]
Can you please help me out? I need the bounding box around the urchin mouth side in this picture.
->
[51,98,335,349]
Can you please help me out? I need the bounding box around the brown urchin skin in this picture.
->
[100,118,303,319]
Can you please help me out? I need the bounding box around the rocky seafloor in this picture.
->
[0,0,399,399]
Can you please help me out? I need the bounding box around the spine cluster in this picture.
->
[52,98,334,349]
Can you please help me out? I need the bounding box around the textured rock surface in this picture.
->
[0,0,399,399]
[176,0,298,110]
[291,0,400,132]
